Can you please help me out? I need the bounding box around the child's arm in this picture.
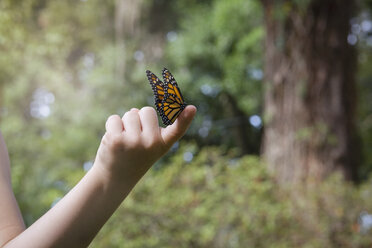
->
[3,105,196,248]
[0,132,26,247]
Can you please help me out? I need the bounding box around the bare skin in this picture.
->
[0,105,196,248]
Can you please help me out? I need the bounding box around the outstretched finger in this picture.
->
[160,105,197,148]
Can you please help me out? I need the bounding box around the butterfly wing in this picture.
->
[161,68,187,125]
[162,68,185,104]
[146,68,187,126]
[146,70,165,117]
[162,97,185,125]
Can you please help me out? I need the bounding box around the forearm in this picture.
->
[1,106,196,248]
[0,186,25,247]
[5,160,136,248]
[0,131,25,247]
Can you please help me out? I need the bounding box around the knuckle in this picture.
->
[107,114,120,121]
[106,114,120,127]
[122,111,130,119]
[126,110,139,118]
[141,106,155,114]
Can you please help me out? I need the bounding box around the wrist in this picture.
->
[89,159,138,197]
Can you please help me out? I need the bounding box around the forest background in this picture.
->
[1,0,372,247]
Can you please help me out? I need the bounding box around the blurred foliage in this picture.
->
[91,146,372,247]
[166,0,264,150]
[0,0,372,246]
[354,4,372,179]
[0,0,120,223]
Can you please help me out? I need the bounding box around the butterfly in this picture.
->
[146,68,187,126]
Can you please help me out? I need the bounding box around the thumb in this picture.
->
[161,105,197,147]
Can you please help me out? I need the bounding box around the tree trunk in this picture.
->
[261,0,359,184]
[114,0,142,82]
[220,92,261,155]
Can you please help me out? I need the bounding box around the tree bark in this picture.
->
[261,0,359,183]
[114,0,142,82]
[220,92,261,155]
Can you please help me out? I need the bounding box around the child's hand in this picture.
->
[0,106,196,247]
[94,105,196,186]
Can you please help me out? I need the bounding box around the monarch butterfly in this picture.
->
[146,68,187,126]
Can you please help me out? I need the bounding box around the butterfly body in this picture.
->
[146,68,187,126]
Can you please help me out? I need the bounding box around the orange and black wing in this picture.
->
[146,70,165,118]
[146,68,187,126]
[161,68,187,126]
